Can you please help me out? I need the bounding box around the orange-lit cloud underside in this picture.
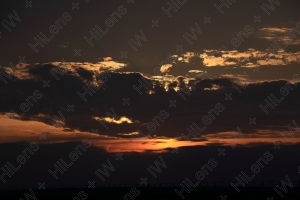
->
[0,116,299,153]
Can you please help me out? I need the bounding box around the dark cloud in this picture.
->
[76,67,94,81]
[1,63,299,140]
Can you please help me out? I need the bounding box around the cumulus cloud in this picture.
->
[154,49,300,85]
[0,59,127,82]
[0,61,300,151]
[161,49,300,69]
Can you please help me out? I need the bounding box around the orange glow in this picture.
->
[0,115,300,153]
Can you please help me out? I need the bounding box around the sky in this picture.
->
[0,0,300,196]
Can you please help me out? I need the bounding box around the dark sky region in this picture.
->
[0,0,300,197]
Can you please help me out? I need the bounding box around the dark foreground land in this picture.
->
[1,182,300,199]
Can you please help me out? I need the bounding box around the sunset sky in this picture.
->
[0,0,300,191]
